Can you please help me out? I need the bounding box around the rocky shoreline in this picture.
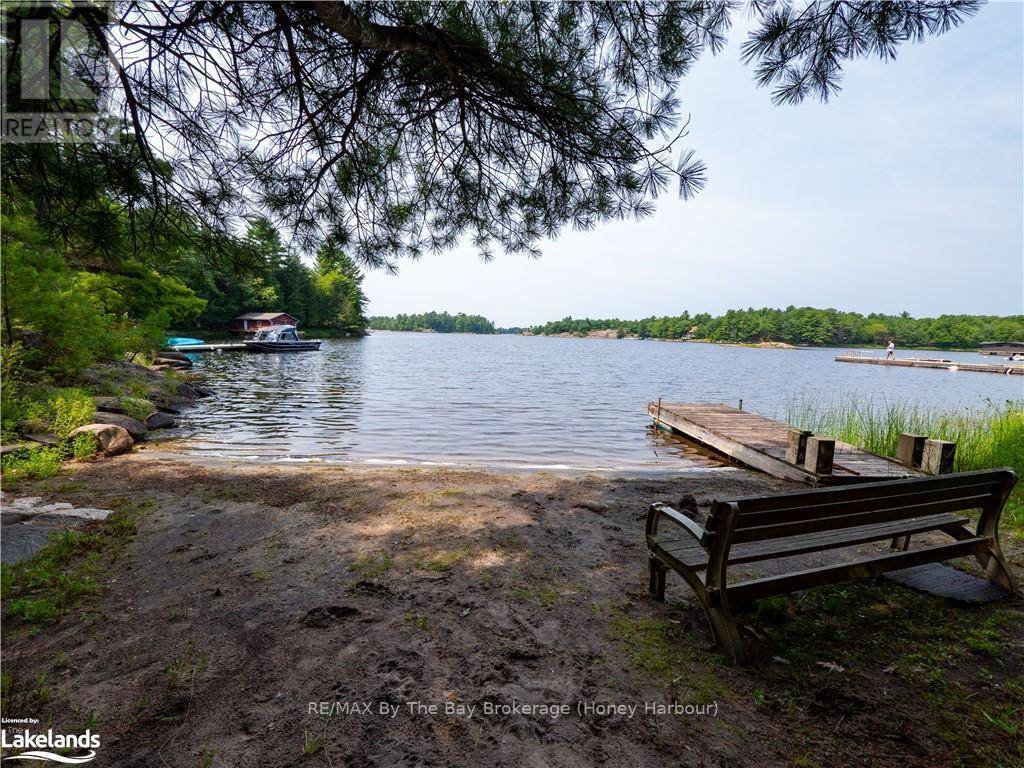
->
[5,355,212,459]
[75,356,212,455]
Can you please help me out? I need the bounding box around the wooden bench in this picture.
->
[646,469,1019,663]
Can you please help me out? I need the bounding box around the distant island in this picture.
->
[528,308,1024,349]
[372,307,1024,349]
[369,312,496,334]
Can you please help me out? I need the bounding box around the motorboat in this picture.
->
[243,325,322,352]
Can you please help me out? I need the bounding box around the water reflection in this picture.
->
[165,333,1022,469]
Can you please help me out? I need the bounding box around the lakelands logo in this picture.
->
[0,728,100,763]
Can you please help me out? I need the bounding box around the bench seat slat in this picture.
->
[730,495,991,544]
[724,537,990,603]
[651,512,970,570]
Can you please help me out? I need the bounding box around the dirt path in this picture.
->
[2,455,1021,767]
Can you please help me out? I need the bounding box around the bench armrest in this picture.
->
[647,502,709,545]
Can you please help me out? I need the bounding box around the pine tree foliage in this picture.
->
[1,1,982,270]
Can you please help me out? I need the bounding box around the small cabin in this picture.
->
[979,341,1024,356]
[231,312,298,334]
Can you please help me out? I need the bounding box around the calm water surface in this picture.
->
[165,333,1023,470]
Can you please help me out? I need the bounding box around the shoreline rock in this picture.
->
[90,411,149,439]
[67,424,133,456]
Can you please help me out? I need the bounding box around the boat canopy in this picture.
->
[252,325,300,342]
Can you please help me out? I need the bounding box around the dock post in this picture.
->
[785,429,812,466]
[803,437,835,475]
[896,434,927,468]
[921,440,956,475]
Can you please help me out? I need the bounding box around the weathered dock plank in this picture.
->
[835,355,1023,375]
[648,402,924,485]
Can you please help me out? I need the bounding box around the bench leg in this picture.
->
[705,598,745,664]
[648,557,667,601]
[944,522,1020,596]
[981,543,1019,595]
[889,534,911,551]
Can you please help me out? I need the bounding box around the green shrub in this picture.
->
[20,387,94,437]
[68,432,100,459]
[0,447,63,483]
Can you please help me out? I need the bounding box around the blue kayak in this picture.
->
[166,336,204,346]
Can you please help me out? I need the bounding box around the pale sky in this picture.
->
[363,2,1024,328]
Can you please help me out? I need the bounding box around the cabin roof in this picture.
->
[234,311,296,320]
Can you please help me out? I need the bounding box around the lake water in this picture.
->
[165,333,1022,470]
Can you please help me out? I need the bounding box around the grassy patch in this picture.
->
[509,582,559,609]
[403,611,429,630]
[745,582,1023,766]
[414,549,470,572]
[164,642,208,689]
[0,665,53,716]
[349,553,392,578]
[1,499,152,624]
[607,610,728,704]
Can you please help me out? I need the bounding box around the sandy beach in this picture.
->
[2,453,1021,767]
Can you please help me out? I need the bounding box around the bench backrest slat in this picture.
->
[706,468,1014,546]
[730,494,994,544]
[724,469,1012,514]
[734,480,1002,528]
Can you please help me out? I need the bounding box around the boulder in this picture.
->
[156,349,191,362]
[175,382,209,400]
[67,424,133,456]
[90,412,148,439]
[92,396,121,412]
[92,396,156,419]
[146,411,178,430]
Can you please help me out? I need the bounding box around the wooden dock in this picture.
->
[168,343,254,353]
[835,354,1023,375]
[649,402,924,485]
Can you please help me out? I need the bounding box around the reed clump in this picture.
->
[785,398,1024,535]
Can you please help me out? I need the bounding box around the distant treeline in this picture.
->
[369,312,496,334]
[530,307,1024,348]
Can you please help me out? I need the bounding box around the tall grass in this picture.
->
[785,398,1024,536]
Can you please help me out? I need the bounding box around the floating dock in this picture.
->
[168,343,254,353]
[835,355,1023,375]
[649,402,924,485]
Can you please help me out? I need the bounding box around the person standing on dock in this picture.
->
[886,339,895,359]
